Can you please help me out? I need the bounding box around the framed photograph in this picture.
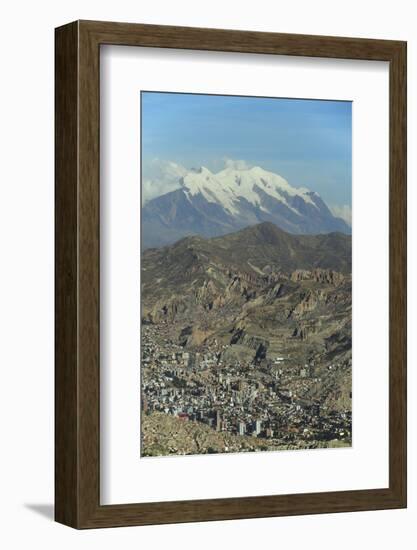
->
[55,20,407,528]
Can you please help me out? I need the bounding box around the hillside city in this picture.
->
[141,321,352,454]
[140,222,352,456]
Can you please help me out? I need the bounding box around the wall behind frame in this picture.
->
[0,0,414,548]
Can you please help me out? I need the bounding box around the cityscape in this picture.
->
[141,311,352,456]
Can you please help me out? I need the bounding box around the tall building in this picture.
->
[216,409,222,431]
[142,395,148,413]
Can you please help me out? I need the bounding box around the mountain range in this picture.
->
[142,165,351,248]
[142,221,351,317]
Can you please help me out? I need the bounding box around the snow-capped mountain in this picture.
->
[142,165,351,248]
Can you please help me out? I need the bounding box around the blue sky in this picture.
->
[141,91,352,213]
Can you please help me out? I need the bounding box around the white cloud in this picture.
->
[329,204,352,226]
[142,159,187,204]
[223,158,253,170]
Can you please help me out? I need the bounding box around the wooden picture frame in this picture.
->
[55,20,407,528]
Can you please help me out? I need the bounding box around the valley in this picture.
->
[141,222,352,456]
